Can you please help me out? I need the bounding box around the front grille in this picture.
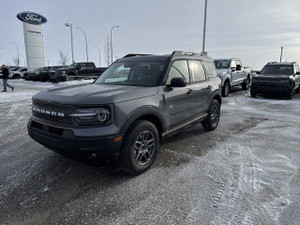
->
[32,99,74,124]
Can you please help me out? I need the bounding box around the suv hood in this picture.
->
[33,83,159,105]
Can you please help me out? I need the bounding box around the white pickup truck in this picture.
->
[214,58,252,97]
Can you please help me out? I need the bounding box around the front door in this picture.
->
[164,60,199,131]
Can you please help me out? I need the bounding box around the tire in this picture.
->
[12,74,21,79]
[250,89,257,98]
[242,77,250,90]
[121,120,159,175]
[222,81,230,97]
[295,85,300,94]
[202,99,221,131]
[286,89,293,99]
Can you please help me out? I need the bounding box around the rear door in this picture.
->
[230,60,239,85]
[188,60,211,115]
[164,60,199,130]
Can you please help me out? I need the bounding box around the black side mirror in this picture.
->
[296,72,300,75]
[236,65,242,71]
[170,77,187,87]
[230,67,236,72]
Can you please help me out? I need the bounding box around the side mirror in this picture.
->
[170,77,187,87]
[236,65,242,71]
[256,71,261,74]
[230,67,236,72]
[296,72,300,75]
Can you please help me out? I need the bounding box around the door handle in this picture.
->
[207,85,212,89]
[187,89,194,95]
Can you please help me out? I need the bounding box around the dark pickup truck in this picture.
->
[27,51,222,175]
[251,62,300,99]
[52,62,106,81]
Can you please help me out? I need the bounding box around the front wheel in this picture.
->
[121,120,159,175]
[250,89,257,98]
[202,99,221,131]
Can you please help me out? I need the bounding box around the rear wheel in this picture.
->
[242,77,250,90]
[121,120,159,175]
[12,74,21,79]
[202,99,221,131]
[222,81,230,97]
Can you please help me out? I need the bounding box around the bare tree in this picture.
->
[58,51,70,66]
[12,57,20,66]
[104,34,111,66]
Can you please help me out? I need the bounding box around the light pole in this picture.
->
[65,23,75,63]
[202,0,208,54]
[77,27,89,62]
[110,25,119,64]
[95,46,101,67]
[280,46,283,62]
[9,42,20,65]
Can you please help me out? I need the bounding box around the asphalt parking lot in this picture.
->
[1,80,300,225]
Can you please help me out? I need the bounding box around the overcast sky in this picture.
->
[1,0,300,70]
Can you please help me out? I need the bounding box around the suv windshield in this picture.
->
[95,61,167,86]
[261,65,294,75]
[214,60,230,69]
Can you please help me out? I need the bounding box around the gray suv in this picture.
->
[27,51,222,175]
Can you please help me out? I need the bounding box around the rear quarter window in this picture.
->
[203,62,217,78]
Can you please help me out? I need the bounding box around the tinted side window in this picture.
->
[189,60,206,82]
[203,62,217,78]
[167,60,190,85]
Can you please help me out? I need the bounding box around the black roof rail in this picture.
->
[267,62,278,64]
[123,54,152,58]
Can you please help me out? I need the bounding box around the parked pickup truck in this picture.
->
[53,62,105,81]
[214,58,252,97]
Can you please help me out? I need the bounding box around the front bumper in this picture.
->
[251,82,292,94]
[27,118,124,160]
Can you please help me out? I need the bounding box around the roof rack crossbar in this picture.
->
[170,51,204,57]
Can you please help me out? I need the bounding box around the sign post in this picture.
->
[17,11,47,71]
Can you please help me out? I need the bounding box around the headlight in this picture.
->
[277,80,290,84]
[70,107,111,126]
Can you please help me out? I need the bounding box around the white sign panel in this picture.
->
[23,23,46,71]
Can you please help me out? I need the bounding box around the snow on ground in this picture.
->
[0,79,94,103]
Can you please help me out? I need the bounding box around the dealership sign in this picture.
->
[17,11,47,25]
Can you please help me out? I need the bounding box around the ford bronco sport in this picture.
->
[28,51,222,175]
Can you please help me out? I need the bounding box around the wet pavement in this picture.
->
[1,81,300,225]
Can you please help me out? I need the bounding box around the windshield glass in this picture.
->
[95,61,167,86]
[261,65,294,75]
[214,60,230,69]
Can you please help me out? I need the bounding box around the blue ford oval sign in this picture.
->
[17,11,47,25]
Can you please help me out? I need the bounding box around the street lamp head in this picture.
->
[65,23,70,27]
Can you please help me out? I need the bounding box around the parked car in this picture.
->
[27,51,222,175]
[24,67,51,81]
[251,62,300,99]
[9,67,27,79]
[214,58,252,97]
[55,62,104,80]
